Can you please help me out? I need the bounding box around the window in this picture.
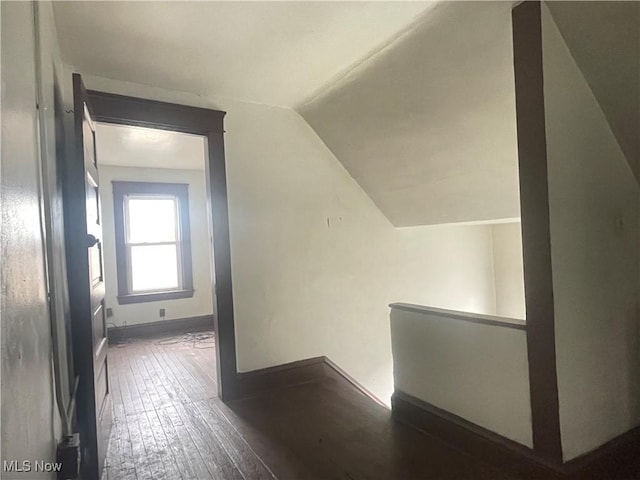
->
[112,182,194,304]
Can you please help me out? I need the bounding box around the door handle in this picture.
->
[86,234,99,248]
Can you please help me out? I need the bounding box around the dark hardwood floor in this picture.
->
[104,332,525,480]
[104,331,274,480]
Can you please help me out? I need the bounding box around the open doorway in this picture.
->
[93,122,219,474]
[95,123,215,340]
[63,77,238,479]
[86,87,238,395]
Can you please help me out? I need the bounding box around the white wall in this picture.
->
[220,98,503,402]
[97,165,214,327]
[68,73,507,403]
[492,223,526,320]
[542,4,640,461]
[391,308,532,447]
[389,222,528,446]
[392,224,498,316]
[393,222,526,321]
[1,1,64,476]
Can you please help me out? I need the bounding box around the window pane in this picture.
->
[130,244,179,292]
[127,197,177,243]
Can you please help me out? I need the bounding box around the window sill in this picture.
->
[117,289,195,305]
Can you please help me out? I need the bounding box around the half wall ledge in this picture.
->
[389,303,527,330]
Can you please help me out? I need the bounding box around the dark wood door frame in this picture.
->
[65,74,114,480]
[86,90,238,401]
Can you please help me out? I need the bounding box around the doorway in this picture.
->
[86,87,237,396]
[64,76,237,479]
[95,123,215,337]
[93,122,220,476]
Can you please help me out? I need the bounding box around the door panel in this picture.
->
[64,73,112,480]
[92,302,106,350]
[89,243,103,287]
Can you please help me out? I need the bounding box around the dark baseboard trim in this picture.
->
[391,389,560,478]
[231,356,327,399]
[221,357,640,478]
[392,389,640,479]
[323,357,388,408]
[562,426,640,480]
[107,315,213,343]
[227,356,385,408]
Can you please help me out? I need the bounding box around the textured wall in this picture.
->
[1,2,60,476]
[492,223,525,320]
[391,308,532,446]
[542,4,640,460]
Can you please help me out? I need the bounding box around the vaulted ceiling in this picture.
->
[301,1,520,226]
[546,1,639,183]
[54,1,638,227]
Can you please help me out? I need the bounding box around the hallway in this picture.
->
[105,333,526,480]
[105,332,275,479]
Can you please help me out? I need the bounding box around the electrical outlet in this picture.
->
[159,308,166,317]
[106,307,113,318]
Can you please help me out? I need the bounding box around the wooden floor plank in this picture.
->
[131,345,164,414]
[148,410,198,480]
[173,400,244,480]
[136,410,169,480]
[151,340,207,403]
[163,345,213,402]
[125,410,154,480]
[145,340,193,406]
[105,331,536,480]
[195,398,276,480]
[140,342,179,410]
[105,347,138,480]
[157,405,213,480]
[111,345,135,418]
[127,345,156,414]
[121,346,146,417]
[171,344,217,400]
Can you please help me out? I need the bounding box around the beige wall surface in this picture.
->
[393,224,498,316]
[542,4,640,461]
[1,1,64,476]
[492,223,526,320]
[391,308,532,447]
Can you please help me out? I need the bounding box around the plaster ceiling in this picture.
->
[56,1,635,228]
[301,1,521,226]
[53,1,435,108]
[95,123,206,170]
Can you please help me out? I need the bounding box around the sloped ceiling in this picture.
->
[301,1,638,227]
[301,2,520,226]
[547,1,640,183]
[54,1,637,228]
